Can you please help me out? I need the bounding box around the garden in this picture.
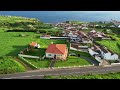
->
[23,55,92,69]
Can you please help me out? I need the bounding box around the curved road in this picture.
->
[1,65,120,79]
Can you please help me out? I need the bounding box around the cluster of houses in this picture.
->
[62,29,91,43]
[87,29,111,40]
[25,21,119,63]
[54,22,89,30]
[111,19,120,28]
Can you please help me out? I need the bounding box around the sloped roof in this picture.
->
[46,44,67,54]
[29,42,37,47]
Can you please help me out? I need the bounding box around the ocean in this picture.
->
[0,11,120,23]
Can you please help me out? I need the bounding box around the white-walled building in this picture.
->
[46,44,68,60]
[88,45,119,61]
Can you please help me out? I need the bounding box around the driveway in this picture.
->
[49,60,56,68]
[80,56,99,66]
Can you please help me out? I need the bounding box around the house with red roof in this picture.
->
[29,42,40,49]
[45,44,68,60]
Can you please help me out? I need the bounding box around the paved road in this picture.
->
[1,65,120,79]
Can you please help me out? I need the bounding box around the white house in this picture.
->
[88,48,99,56]
[100,47,119,60]
[45,44,68,60]
[88,45,119,61]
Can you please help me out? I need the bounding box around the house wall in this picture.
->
[82,39,92,43]
[101,51,119,60]
[46,47,68,60]
[46,53,66,60]
[68,32,73,37]
[46,53,55,58]
[104,53,118,60]
[88,48,99,56]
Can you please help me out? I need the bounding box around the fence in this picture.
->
[51,64,94,69]
[111,63,120,66]
[18,54,40,59]
[18,54,38,69]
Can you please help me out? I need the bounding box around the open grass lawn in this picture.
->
[0,56,26,74]
[39,38,68,48]
[0,32,38,57]
[44,72,120,79]
[54,56,92,67]
[96,40,120,55]
[0,32,68,57]
[25,58,50,68]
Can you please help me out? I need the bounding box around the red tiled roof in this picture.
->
[46,44,67,54]
[29,42,37,47]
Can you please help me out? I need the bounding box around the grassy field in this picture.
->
[25,58,50,68]
[96,40,120,55]
[0,56,26,74]
[0,16,37,22]
[54,56,92,67]
[44,72,120,79]
[24,56,91,68]
[0,32,68,57]
[0,15,43,31]
[0,32,38,57]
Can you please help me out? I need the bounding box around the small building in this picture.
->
[29,42,40,49]
[45,44,68,60]
[40,34,51,39]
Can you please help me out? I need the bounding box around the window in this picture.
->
[48,54,51,56]
[57,55,61,56]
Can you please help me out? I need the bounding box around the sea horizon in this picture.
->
[0,11,120,23]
